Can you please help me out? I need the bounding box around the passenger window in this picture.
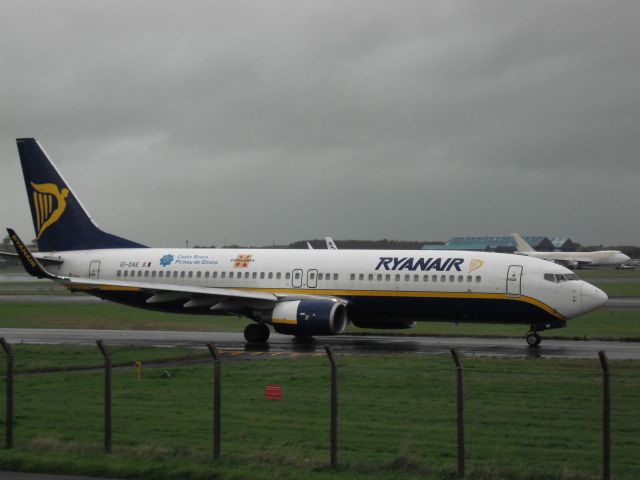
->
[294,272,300,279]
[476,276,481,282]
[137,271,142,277]
[423,275,428,281]
[350,274,355,280]
[276,272,281,279]
[318,273,324,280]
[385,274,390,281]
[268,272,273,279]
[205,272,209,278]
[414,275,419,281]
[159,271,164,278]
[467,275,472,282]
[130,270,135,277]
[188,271,193,278]
[432,275,437,282]
[117,270,121,277]
[377,274,382,281]
[245,272,249,279]
[449,275,455,282]
[173,271,178,278]
[458,275,463,282]
[197,271,202,278]
[260,272,265,279]
[286,272,291,280]
[368,274,373,281]
[333,274,338,280]
[395,274,400,281]
[441,275,446,282]
[144,271,149,277]
[221,272,226,279]
[404,274,410,281]
[123,270,128,277]
[152,271,156,278]
[359,274,364,280]
[213,272,218,279]
[230,272,235,279]
[325,273,330,280]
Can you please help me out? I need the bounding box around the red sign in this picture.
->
[265,384,282,400]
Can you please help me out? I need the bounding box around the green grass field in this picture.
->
[0,302,639,341]
[0,346,637,480]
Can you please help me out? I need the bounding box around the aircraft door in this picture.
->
[292,269,303,288]
[506,265,523,296]
[307,269,318,288]
[89,260,101,280]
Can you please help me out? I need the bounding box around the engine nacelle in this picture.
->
[269,299,348,336]
[352,320,417,330]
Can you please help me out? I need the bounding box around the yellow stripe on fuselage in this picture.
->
[234,288,566,321]
[62,283,565,321]
[271,318,298,325]
[64,284,142,292]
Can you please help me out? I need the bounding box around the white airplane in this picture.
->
[511,233,630,269]
[4,139,608,347]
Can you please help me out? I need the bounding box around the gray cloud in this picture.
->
[1,0,639,247]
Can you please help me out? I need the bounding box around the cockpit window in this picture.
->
[544,273,580,283]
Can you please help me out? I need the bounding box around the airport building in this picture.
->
[423,236,567,253]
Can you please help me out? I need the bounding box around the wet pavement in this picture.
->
[0,327,638,360]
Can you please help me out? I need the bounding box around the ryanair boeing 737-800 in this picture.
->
[4,138,608,346]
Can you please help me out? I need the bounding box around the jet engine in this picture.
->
[269,299,347,336]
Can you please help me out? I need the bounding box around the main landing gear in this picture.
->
[526,330,542,347]
[244,323,270,344]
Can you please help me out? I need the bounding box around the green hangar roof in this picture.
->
[423,236,554,252]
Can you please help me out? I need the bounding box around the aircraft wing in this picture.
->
[7,228,277,308]
[65,277,278,304]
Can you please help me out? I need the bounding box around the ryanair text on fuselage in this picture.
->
[375,257,465,272]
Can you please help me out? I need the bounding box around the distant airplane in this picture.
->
[511,233,630,269]
[3,139,608,347]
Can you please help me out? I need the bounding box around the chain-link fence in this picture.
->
[0,341,638,479]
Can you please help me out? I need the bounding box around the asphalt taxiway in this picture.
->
[0,327,638,360]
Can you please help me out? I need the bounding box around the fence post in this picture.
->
[324,345,338,468]
[0,338,13,449]
[598,351,610,480]
[207,343,221,460]
[450,348,465,479]
[96,340,112,454]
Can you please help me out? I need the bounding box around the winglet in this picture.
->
[510,233,535,252]
[6,228,59,279]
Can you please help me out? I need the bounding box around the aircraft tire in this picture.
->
[526,331,542,347]
[245,323,270,344]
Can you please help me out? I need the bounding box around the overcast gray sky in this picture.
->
[1,1,639,247]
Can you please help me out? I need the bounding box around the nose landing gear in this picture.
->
[526,330,542,347]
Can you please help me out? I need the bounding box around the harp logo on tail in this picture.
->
[30,182,69,239]
[469,259,485,273]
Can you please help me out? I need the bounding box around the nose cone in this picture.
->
[581,282,608,314]
[617,253,631,264]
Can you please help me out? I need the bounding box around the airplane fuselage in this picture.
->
[46,247,606,330]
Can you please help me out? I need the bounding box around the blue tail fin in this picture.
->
[16,138,147,251]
